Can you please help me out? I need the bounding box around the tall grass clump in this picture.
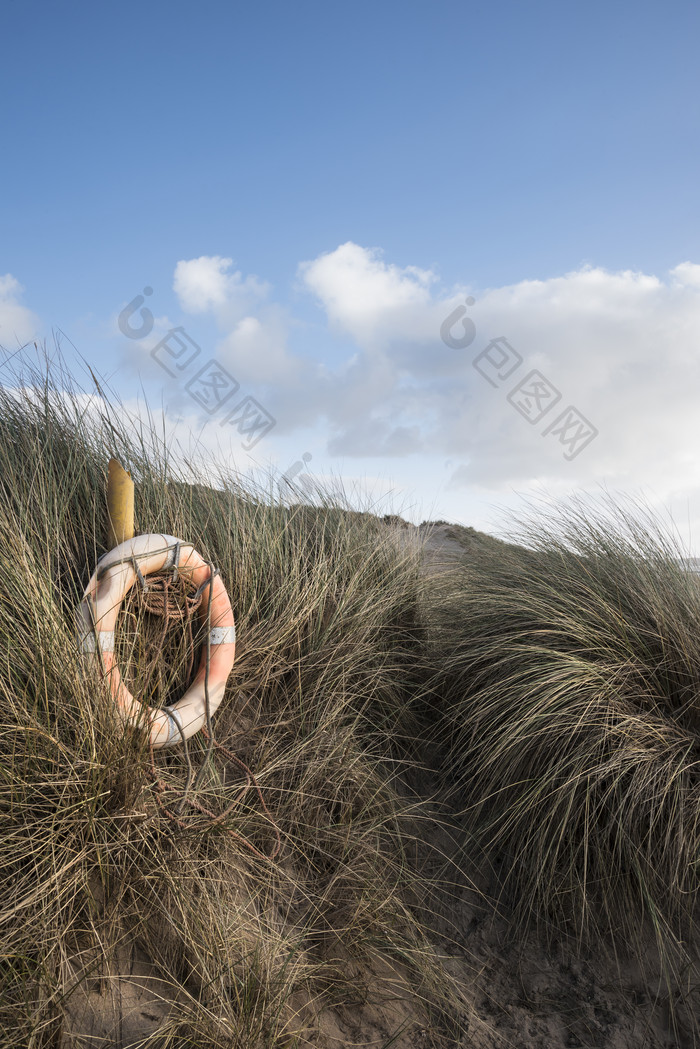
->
[429,493,700,978]
[0,351,459,1047]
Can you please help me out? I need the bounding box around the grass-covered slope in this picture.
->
[0,362,456,1048]
[4,353,700,1046]
[429,495,700,979]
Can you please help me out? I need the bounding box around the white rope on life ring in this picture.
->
[77,534,236,748]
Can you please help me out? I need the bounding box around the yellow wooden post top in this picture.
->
[107,458,135,547]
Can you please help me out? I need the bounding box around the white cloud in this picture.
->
[0,274,41,348]
[434,264,700,493]
[173,256,269,324]
[671,262,700,288]
[218,307,301,384]
[299,242,441,345]
[169,255,299,388]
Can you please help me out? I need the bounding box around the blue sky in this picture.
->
[3,1,700,544]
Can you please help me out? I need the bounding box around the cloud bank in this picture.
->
[153,245,700,528]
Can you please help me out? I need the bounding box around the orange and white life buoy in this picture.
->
[77,534,236,748]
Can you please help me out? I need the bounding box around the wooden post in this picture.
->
[106,458,135,548]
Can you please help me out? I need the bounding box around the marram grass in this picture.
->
[4,349,700,1044]
[0,354,460,1048]
[428,493,700,985]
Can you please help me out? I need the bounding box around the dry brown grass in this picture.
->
[0,354,461,1048]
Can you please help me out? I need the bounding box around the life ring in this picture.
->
[77,534,236,748]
